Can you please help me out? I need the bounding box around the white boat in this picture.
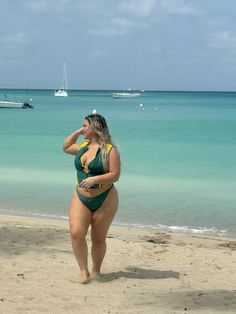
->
[55,61,68,97]
[0,99,33,109]
[54,89,68,97]
[112,91,141,98]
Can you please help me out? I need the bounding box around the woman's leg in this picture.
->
[69,191,92,283]
[90,187,118,277]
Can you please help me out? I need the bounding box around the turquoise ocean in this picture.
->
[0,89,236,236]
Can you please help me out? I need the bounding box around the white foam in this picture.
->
[0,208,231,236]
[114,221,229,236]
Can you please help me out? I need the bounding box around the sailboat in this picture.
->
[54,61,68,97]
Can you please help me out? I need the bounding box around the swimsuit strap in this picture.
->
[106,143,113,153]
[79,141,89,149]
[79,141,113,153]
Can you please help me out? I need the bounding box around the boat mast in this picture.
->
[63,61,68,91]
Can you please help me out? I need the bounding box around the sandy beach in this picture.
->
[0,215,236,314]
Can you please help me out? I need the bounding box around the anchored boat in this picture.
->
[112,92,141,98]
[0,96,33,109]
[55,61,68,97]
[112,88,142,98]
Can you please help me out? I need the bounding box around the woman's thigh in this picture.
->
[69,192,92,237]
[91,186,118,241]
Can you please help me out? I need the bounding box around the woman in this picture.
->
[63,113,120,283]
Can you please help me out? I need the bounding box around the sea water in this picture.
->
[0,89,236,235]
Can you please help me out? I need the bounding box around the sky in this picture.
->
[1,0,236,91]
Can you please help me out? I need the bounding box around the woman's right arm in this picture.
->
[62,128,83,155]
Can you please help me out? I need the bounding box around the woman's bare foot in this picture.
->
[79,271,90,284]
[91,270,101,281]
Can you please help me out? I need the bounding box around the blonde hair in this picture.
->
[85,114,113,171]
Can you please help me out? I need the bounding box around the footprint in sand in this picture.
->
[143,233,171,244]
[219,241,236,250]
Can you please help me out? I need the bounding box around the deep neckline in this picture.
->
[81,146,101,170]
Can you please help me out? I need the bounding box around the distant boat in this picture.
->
[55,61,68,97]
[0,100,33,109]
[0,95,33,109]
[112,89,141,98]
[112,92,141,98]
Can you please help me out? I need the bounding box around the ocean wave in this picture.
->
[114,221,229,236]
[0,208,68,221]
[0,208,231,236]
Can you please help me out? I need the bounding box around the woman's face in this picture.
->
[82,119,95,139]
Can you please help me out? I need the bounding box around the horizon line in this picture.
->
[1,88,236,93]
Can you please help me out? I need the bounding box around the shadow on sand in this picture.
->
[100,266,179,282]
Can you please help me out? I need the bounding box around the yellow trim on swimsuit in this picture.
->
[79,141,113,153]
[79,141,89,148]
[106,143,113,153]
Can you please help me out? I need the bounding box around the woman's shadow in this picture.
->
[100,266,179,282]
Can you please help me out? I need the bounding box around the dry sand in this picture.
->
[0,214,236,314]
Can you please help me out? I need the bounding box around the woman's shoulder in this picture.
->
[106,143,120,158]
[74,141,89,155]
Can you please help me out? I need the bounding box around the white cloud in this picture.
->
[0,33,27,45]
[21,0,73,12]
[159,0,202,16]
[118,0,156,17]
[0,33,28,64]
[111,18,134,28]
[22,0,49,12]
[118,0,201,17]
[88,17,137,36]
[88,26,126,37]
[209,31,236,49]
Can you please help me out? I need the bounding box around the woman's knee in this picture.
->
[91,231,106,245]
[92,237,106,246]
[70,225,87,242]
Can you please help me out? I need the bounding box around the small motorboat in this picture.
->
[0,100,33,109]
[0,95,33,109]
[112,88,142,98]
[112,92,141,98]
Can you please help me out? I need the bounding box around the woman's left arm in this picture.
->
[80,147,120,188]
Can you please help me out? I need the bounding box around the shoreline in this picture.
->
[1,211,235,238]
[1,214,236,313]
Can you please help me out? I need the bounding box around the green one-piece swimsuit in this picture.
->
[74,141,113,212]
